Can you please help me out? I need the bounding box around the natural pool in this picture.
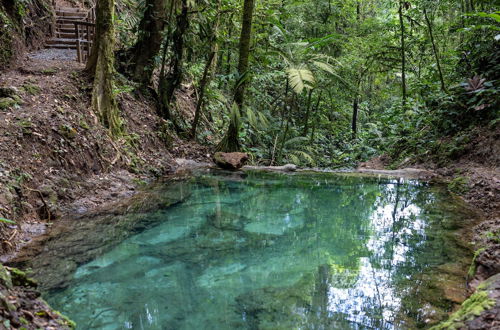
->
[43,170,474,329]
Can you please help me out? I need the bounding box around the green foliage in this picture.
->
[431,290,495,330]
[0,217,15,224]
[114,0,498,167]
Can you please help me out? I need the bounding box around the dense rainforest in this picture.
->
[0,0,499,328]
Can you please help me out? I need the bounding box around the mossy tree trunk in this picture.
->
[190,0,221,139]
[130,0,167,86]
[158,0,188,124]
[398,0,407,107]
[216,0,255,152]
[86,0,121,136]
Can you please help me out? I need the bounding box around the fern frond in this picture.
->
[312,60,334,74]
[284,136,309,147]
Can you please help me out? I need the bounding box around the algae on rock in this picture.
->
[431,274,498,330]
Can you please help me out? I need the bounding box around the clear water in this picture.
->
[46,171,471,329]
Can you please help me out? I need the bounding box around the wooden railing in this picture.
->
[75,7,95,63]
[55,6,96,63]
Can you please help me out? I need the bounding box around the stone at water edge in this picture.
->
[282,164,297,172]
[213,152,249,170]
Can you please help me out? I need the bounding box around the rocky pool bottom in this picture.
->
[15,170,478,329]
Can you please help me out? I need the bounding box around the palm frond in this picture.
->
[287,66,315,94]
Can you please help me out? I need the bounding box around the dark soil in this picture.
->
[0,52,211,255]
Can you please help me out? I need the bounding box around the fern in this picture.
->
[284,136,309,147]
[246,108,258,129]
[312,60,334,74]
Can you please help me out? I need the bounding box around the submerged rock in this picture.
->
[208,210,247,230]
[213,152,249,170]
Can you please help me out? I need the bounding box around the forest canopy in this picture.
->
[73,0,500,167]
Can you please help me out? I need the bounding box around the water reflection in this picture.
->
[46,172,470,329]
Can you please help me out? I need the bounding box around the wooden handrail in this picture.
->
[74,6,96,63]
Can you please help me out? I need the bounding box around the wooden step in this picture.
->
[56,10,87,16]
[56,7,86,13]
[56,27,78,33]
[56,32,77,38]
[46,44,77,49]
[57,24,78,29]
[46,44,91,50]
[57,17,87,22]
[47,38,93,45]
[47,38,77,45]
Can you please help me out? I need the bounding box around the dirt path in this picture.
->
[27,49,78,62]
[0,49,211,257]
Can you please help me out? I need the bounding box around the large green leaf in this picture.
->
[287,66,315,94]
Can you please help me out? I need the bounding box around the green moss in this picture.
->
[53,310,76,329]
[468,248,485,279]
[431,290,495,330]
[0,264,13,289]
[7,267,38,287]
[41,68,57,75]
[0,97,17,110]
[448,176,470,195]
[22,83,41,95]
[0,9,15,68]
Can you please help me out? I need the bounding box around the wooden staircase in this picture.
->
[46,6,96,62]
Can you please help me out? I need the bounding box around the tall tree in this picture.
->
[423,7,447,93]
[191,0,222,139]
[216,0,255,152]
[86,0,121,136]
[158,0,189,122]
[398,0,407,106]
[130,0,167,85]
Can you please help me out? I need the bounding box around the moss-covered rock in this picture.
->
[0,97,17,110]
[7,267,38,287]
[431,273,499,330]
[0,264,12,289]
[0,263,75,329]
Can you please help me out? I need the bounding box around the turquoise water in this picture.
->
[46,171,471,329]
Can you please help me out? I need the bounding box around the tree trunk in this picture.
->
[86,0,121,136]
[351,97,359,140]
[191,0,222,139]
[398,0,407,107]
[191,51,217,139]
[158,0,189,122]
[351,77,362,139]
[234,0,255,109]
[302,88,313,136]
[216,0,255,152]
[424,8,447,93]
[130,0,167,85]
